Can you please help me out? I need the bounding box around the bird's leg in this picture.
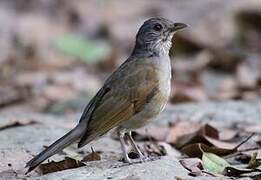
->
[117,129,131,163]
[126,131,145,160]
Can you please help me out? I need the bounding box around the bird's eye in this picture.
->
[153,23,163,31]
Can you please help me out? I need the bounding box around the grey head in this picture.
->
[132,17,187,57]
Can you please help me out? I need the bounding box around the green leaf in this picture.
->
[54,35,110,64]
[202,152,230,174]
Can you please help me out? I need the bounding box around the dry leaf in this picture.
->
[181,134,254,157]
[174,124,219,148]
[166,121,201,145]
[219,129,238,141]
[81,148,101,162]
[181,143,236,158]
[179,158,203,176]
[38,157,85,174]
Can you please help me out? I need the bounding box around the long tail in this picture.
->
[25,125,84,174]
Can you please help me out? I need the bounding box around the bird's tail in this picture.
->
[25,125,84,174]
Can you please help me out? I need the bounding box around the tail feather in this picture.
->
[25,125,84,174]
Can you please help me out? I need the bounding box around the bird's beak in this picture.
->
[170,23,188,32]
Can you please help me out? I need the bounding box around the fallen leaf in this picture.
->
[181,134,255,157]
[202,151,230,174]
[81,147,101,162]
[181,143,236,158]
[174,123,219,148]
[166,121,201,145]
[179,158,203,176]
[204,136,237,149]
[38,157,85,174]
[219,129,238,141]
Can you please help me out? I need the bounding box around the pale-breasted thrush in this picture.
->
[26,17,187,173]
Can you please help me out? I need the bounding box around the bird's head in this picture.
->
[134,17,187,56]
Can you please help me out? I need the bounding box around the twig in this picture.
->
[234,133,255,150]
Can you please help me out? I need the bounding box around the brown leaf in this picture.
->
[38,157,85,174]
[179,158,216,177]
[181,134,255,157]
[174,124,219,148]
[179,158,203,176]
[181,143,236,158]
[81,148,101,162]
[204,136,237,149]
[219,129,238,141]
[166,121,201,145]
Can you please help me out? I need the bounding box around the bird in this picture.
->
[25,17,187,173]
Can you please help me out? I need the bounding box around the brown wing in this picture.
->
[78,62,159,148]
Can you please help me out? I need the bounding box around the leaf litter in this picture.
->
[131,120,261,178]
[36,147,102,175]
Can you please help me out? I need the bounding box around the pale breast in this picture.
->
[120,56,172,130]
